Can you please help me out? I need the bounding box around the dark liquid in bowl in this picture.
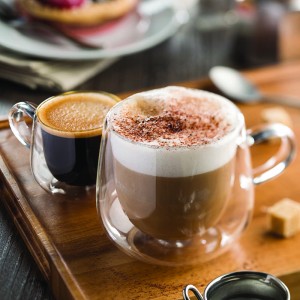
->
[207,278,287,300]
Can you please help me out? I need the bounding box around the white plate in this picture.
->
[0,0,185,60]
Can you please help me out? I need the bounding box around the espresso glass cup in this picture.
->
[9,91,119,195]
[96,86,296,266]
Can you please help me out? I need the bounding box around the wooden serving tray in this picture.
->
[1,62,300,299]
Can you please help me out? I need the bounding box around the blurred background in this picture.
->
[1,0,300,103]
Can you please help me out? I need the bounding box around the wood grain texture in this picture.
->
[1,61,300,299]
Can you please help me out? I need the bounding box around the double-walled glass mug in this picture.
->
[9,91,119,195]
[96,86,296,266]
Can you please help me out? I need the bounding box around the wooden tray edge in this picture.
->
[0,147,83,300]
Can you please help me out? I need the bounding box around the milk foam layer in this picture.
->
[109,86,243,177]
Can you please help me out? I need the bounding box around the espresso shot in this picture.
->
[41,130,100,186]
[37,91,119,186]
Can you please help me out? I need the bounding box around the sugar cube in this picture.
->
[267,198,300,238]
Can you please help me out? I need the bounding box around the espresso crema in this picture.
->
[109,86,241,239]
[38,92,118,137]
[37,92,118,186]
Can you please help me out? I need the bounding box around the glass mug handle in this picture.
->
[247,123,296,185]
[8,101,37,148]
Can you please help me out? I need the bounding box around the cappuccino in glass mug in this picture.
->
[111,87,237,239]
[97,86,295,266]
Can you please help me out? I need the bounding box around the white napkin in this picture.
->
[0,47,118,91]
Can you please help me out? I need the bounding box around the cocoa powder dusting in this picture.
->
[112,94,233,147]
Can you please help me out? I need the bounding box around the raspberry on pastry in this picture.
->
[41,0,85,9]
[18,0,139,26]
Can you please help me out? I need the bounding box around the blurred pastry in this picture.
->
[18,0,139,26]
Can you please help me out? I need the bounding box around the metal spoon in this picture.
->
[209,66,300,108]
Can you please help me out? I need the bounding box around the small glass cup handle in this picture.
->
[247,123,296,185]
[182,285,204,300]
[8,101,37,148]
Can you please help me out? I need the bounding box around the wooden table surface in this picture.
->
[0,2,297,300]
